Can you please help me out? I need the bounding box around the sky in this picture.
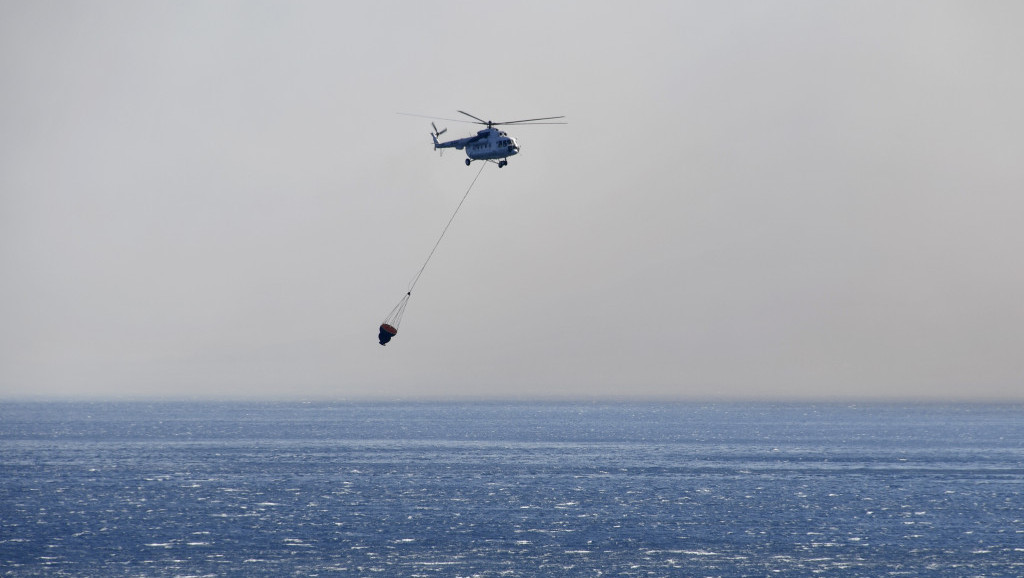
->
[2,1,1023,401]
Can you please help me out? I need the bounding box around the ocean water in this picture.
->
[2,402,1022,577]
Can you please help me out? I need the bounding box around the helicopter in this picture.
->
[404,111,566,168]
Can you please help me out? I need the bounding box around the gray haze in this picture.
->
[2,2,1023,400]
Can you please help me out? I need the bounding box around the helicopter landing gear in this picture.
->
[465,158,472,166]
[498,160,507,168]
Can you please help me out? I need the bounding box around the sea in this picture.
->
[2,402,1022,577]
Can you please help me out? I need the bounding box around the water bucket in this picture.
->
[378,323,398,345]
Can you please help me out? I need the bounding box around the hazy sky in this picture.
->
[3,1,1023,400]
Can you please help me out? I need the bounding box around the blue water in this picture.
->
[2,402,1022,576]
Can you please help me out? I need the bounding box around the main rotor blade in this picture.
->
[457,110,489,124]
[494,121,568,126]
[400,111,566,126]
[397,112,477,124]
[494,116,566,125]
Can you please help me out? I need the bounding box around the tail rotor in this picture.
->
[431,122,448,155]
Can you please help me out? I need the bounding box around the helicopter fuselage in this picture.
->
[434,127,520,166]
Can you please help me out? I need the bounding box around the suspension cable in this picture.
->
[381,162,487,330]
[406,162,487,293]
[382,292,411,327]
